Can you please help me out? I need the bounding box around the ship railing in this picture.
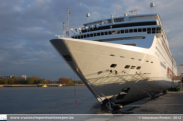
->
[55,35,64,39]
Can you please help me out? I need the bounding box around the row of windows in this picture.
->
[72,27,161,39]
[124,65,141,70]
[82,22,156,33]
[110,54,154,63]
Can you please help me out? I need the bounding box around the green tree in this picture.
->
[20,79,26,84]
[37,79,45,84]
[27,77,34,84]
[9,76,18,84]
[67,78,75,86]
[2,78,8,84]
[11,76,17,80]
[78,80,84,84]
[8,78,13,84]
[0,78,8,84]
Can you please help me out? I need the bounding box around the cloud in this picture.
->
[0,0,183,80]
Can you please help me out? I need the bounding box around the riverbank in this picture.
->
[2,84,37,87]
[0,84,85,87]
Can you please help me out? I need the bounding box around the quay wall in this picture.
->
[75,84,85,86]
[3,84,37,87]
[0,84,85,87]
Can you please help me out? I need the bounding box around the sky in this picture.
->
[0,0,183,81]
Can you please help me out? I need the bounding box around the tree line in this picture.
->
[58,77,84,85]
[0,76,84,85]
[0,76,50,84]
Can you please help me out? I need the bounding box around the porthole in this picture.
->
[131,58,134,60]
[120,56,124,58]
[125,65,130,69]
[110,64,117,68]
[151,62,153,63]
[121,30,124,33]
[138,59,141,61]
[131,66,135,69]
[110,54,115,56]
[146,60,149,62]
[136,66,141,70]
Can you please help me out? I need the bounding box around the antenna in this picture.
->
[86,13,90,22]
[67,8,70,38]
[63,22,65,37]
[116,6,125,17]
[129,10,137,15]
[150,3,155,13]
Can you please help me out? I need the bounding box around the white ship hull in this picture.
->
[50,35,179,103]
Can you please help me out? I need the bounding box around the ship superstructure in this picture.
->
[50,9,179,105]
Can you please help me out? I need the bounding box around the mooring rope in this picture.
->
[73,72,78,103]
[116,73,152,98]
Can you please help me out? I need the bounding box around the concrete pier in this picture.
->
[122,87,183,114]
[82,87,183,121]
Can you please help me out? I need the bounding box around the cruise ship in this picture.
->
[50,7,179,105]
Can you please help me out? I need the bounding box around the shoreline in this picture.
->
[0,84,85,87]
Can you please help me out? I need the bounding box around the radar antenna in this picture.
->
[86,13,90,22]
[150,3,155,13]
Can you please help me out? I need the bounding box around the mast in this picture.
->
[63,22,65,38]
[67,8,70,38]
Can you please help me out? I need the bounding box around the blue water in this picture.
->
[0,86,102,114]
